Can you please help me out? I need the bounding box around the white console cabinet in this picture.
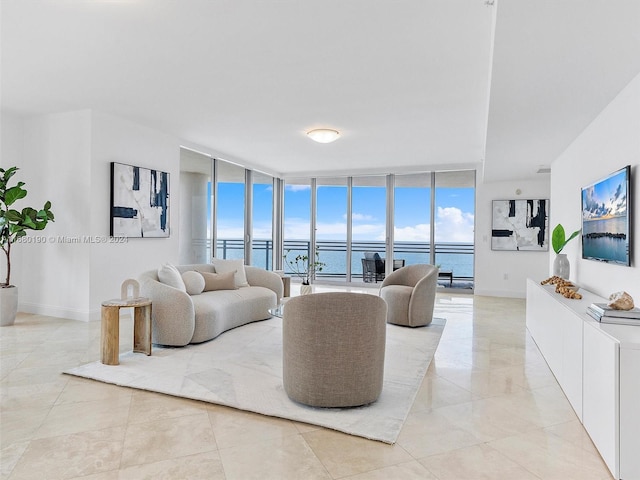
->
[526,279,640,480]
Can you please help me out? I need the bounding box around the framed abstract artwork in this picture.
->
[110,162,170,238]
[491,199,549,251]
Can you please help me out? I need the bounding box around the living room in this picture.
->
[1,1,639,479]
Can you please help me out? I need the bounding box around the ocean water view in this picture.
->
[582,216,629,264]
[218,240,474,281]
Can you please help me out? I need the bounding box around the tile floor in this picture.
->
[1,287,613,479]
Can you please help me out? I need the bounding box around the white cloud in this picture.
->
[216,226,244,239]
[394,223,430,241]
[349,212,375,221]
[284,218,311,239]
[316,222,347,237]
[229,207,475,245]
[352,224,386,241]
[434,206,474,242]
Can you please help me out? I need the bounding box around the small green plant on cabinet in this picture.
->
[0,167,55,287]
[551,224,580,255]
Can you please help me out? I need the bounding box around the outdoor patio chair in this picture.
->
[364,252,386,282]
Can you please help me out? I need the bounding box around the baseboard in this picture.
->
[18,301,101,322]
[473,288,525,299]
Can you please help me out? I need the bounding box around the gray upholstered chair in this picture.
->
[379,264,438,327]
[282,292,387,408]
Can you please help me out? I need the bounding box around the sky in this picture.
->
[582,167,628,220]
[216,182,475,244]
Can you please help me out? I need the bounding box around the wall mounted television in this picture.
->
[581,165,631,266]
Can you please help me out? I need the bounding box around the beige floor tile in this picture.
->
[544,419,603,456]
[0,440,29,479]
[0,380,68,411]
[396,409,484,459]
[120,412,217,467]
[218,434,331,480]
[418,443,539,479]
[488,384,578,428]
[116,450,225,480]
[127,389,208,424]
[8,426,125,480]
[54,376,133,406]
[33,395,132,439]
[0,405,52,448]
[429,363,529,398]
[207,404,300,449]
[0,291,616,480]
[488,428,612,479]
[340,460,438,479]
[410,373,475,413]
[302,428,413,478]
[434,396,539,441]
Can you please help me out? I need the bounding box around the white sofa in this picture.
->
[139,264,283,346]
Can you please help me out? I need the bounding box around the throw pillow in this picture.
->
[182,271,205,295]
[157,263,186,292]
[211,258,249,287]
[199,271,237,291]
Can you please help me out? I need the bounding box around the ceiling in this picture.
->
[2,1,639,183]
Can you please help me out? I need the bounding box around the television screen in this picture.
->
[581,165,631,266]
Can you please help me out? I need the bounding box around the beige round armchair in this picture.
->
[282,292,387,408]
[379,264,438,327]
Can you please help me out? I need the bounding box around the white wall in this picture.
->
[2,110,182,321]
[14,110,93,319]
[551,72,640,301]
[89,112,181,317]
[474,178,551,298]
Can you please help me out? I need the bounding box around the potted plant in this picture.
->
[284,248,326,295]
[0,167,55,326]
[551,223,580,279]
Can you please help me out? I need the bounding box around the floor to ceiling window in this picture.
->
[207,164,475,288]
[283,178,312,278]
[251,171,274,270]
[434,170,475,284]
[215,160,245,260]
[316,177,348,280]
[393,173,431,268]
[351,176,387,282]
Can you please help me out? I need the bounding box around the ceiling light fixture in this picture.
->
[307,128,340,143]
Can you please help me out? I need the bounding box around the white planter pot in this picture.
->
[300,284,313,295]
[0,286,18,326]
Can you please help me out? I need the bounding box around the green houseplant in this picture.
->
[0,166,55,326]
[284,248,326,293]
[551,224,580,279]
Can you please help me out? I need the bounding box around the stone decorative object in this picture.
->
[121,278,141,300]
[608,291,634,311]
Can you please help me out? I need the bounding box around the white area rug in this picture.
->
[64,316,445,444]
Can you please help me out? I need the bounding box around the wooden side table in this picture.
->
[101,297,152,365]
[282,276,291,297]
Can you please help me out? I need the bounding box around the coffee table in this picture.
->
[269,303,285,318]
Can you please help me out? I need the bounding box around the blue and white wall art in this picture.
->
[491,199,548,251]
[110,162,170,238]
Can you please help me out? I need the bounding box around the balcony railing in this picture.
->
[215,239,474,284]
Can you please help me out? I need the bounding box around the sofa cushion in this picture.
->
[190,286,277,343]
[211,258,249,288]
[157,263,186,292]
[199,271,237,292]
[182,271,205,295]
